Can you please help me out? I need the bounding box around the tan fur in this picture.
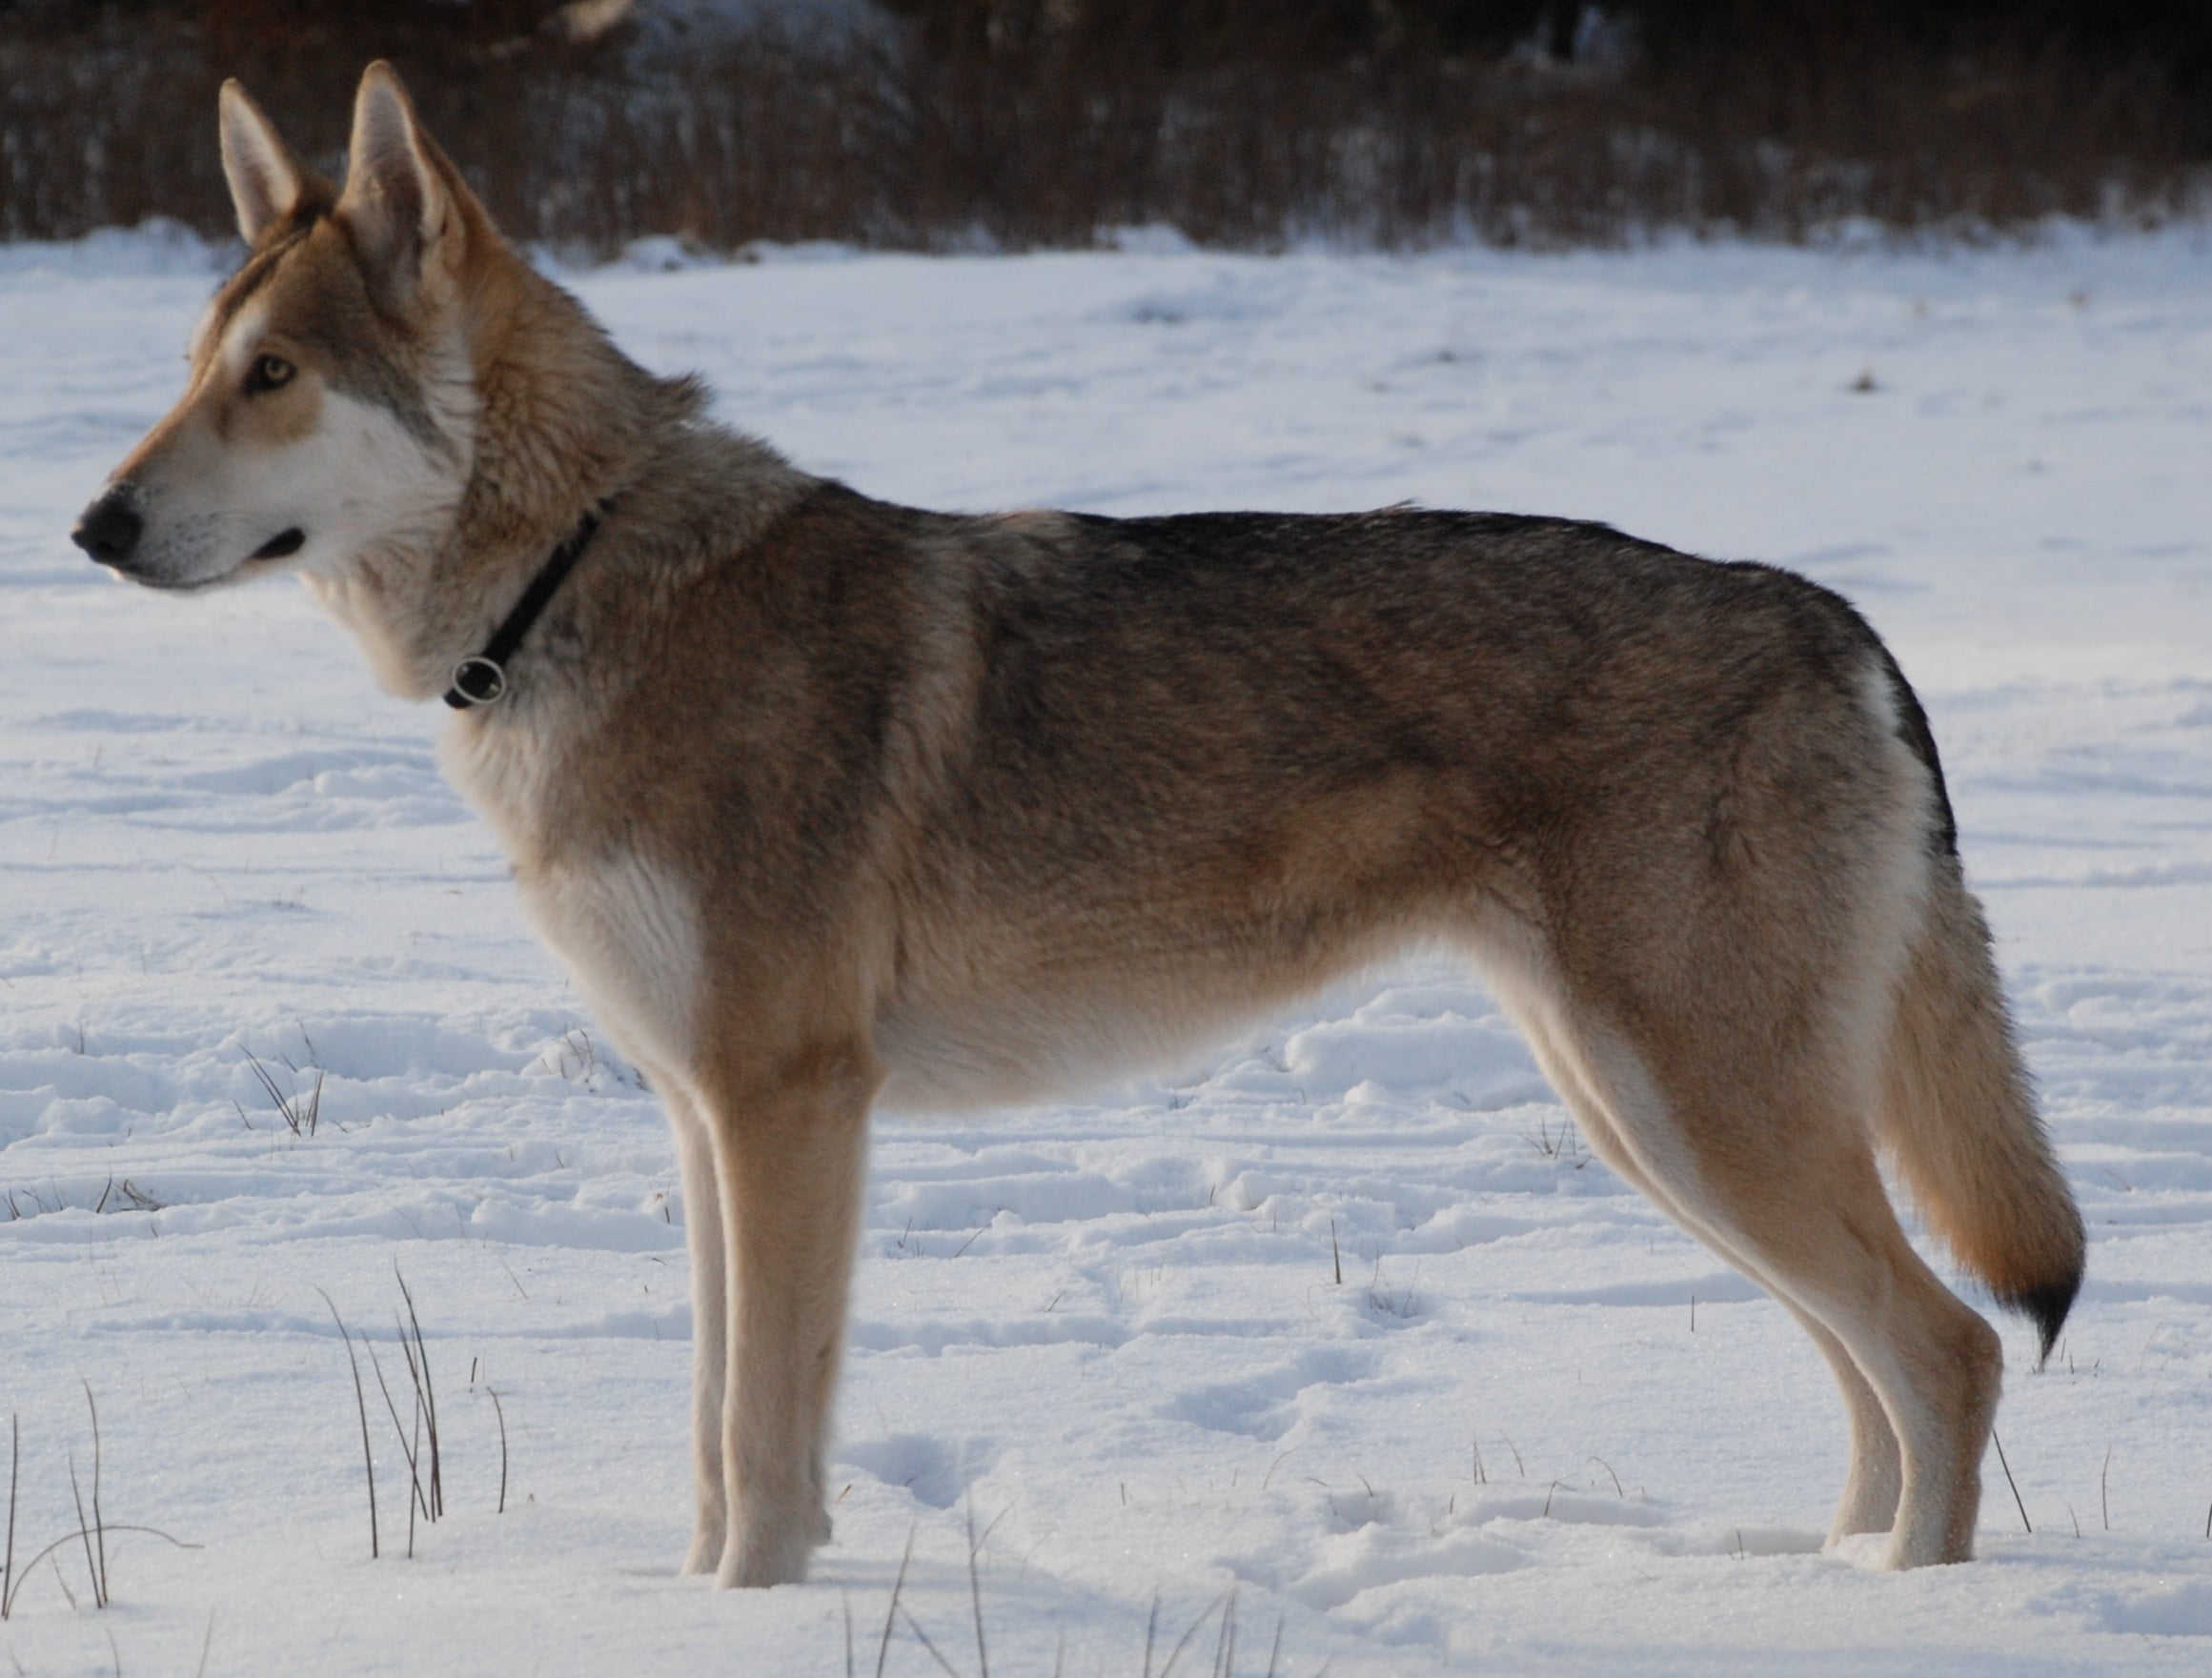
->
[1878,868,2086,1311]
[77,64,2085,1586]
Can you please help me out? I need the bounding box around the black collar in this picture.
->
[444,500,614,709]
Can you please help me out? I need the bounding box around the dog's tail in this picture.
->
[1876,856,2083,1362]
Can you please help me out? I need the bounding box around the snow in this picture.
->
[4,222,2212,1673]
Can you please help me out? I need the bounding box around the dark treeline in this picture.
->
[887,2,2210,83]
[1,0,2205,249]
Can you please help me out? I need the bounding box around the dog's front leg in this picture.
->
[663,1083,730,1575]
[708,1044,874,1588]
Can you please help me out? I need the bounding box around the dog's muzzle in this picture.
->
[72,488,145,573]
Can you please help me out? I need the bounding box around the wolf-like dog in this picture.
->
[75,64,2082,1585]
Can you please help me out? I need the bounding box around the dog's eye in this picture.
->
[244,353,295,394]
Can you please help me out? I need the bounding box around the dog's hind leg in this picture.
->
[1605,1162,1903,1542]
[662,1080,731,1576]
[701,1038,877,1588]
[1584,1110,1901,1538]
[1573,859,2077,1566]
[1789,1311,1904,1541]
[1583,1030,1998,1567]
[1712,1139,1999,1567]
[1495,981,1902,1542]
[1481,934,1982,1565]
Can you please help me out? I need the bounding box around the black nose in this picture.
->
[72,492,144,569]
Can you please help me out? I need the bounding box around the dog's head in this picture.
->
[73,64,484,591]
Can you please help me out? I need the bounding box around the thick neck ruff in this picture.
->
[444,499,614,709]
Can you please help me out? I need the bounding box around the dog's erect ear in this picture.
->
[219,81,306,246]
[336,62,459,306]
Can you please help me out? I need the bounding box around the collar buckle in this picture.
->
[442,499,613,712]
[447,655,508,707]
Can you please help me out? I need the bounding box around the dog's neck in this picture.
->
[301,257,683,702]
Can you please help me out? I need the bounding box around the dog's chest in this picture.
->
[443,719,703,1079]
[518,850,704,1081]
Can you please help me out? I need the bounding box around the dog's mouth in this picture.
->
[251,527,306,561]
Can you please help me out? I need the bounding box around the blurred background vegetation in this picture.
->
[2,0,2207,250]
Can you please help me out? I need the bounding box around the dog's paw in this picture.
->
[718,1526,813,1588]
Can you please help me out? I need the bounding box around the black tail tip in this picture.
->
[1999,1271,2082,1367]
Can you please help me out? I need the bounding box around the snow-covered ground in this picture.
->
[3,225,2211,1675]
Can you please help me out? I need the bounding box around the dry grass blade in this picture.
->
[1157,1594,1225,1678]
[1991,1430,2032,1534]
[396,1269,443,1519]
[82,1384,107,1608]
[363,1338,428,1551]
[364,1337,423,1512]
[1,1414,16,1621]
[898,1604,966,1678]
[65,1454,103,1609]
[488,1387,509,1515]
[966,1496,991,1678]
[407,1396,423,1557]
[243,1048,320,1139]
[315,1288,379,1559]
[50,1549,76,1611]
[4,1524,199,1611]
[875,1526,916,1678]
